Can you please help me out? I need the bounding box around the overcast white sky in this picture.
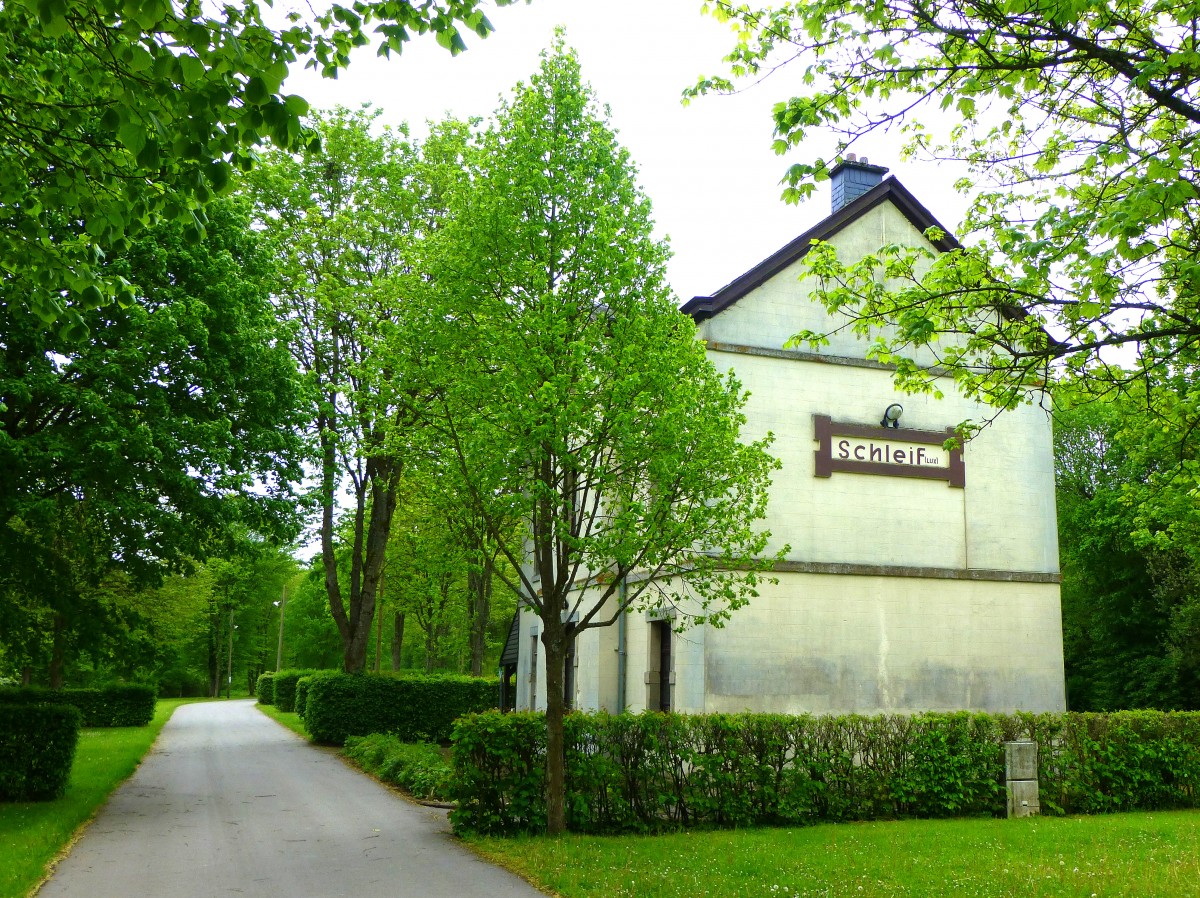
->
[279,0,970,303]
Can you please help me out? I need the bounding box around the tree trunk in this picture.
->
[49,613,66,689]
[541,611,568,835]
[344,614,374,672]
[468,555,492,677]
[391,611,405,670]
[374,566,386,673]
[208,608,220,698]
[335,458,399,674]
[424,626,436,673]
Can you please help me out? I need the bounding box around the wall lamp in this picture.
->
[880,403,904,428]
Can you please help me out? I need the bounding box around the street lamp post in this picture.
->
[226,609,234,700]
[275,586,288,672]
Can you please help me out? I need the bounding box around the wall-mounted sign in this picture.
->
[813,414,965,488]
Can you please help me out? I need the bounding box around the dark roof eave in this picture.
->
[681,176,961,324]
[499,611,520,666]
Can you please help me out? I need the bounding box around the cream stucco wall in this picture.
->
[702,573,1065,714]
[707,348,1059,573]
[539,572,1064,716]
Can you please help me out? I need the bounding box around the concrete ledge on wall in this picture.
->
[704,340,902,371]
[770,559,1061,584]
[622,559,1060,586]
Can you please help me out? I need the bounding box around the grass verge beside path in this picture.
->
[468,811,1200,898]
[0,697,197,898]
[254,703,308,740]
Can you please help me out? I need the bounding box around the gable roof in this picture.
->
[681,176,961,324]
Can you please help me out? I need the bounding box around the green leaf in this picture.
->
[284,94,310,116]
[206,159,232,192]
[179,54,205,85]
[245,76,270,106]
[136,139,161,169]
[263,59,289,93]
[118,122,147,154]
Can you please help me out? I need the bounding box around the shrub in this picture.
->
[304,673,498,746]
[294,674,335,721]
[0,703,81,800]
[448,710,1200,835]
[450,711,547,834]
[155,667,208,698]
[0,685,155,727]
[1045,711,1200,814]
[344,734,454,801]
[256,673,275,705]
[272,669,325,712]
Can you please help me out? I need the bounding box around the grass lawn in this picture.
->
[0,697,198,898]
[468,811,1200,898]
[254,703,308,740]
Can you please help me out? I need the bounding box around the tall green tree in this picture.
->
[421,39,783,834]
[0,500,115,687]
[382,474,517,673]
[1,0,508,333]
[246,107,440,673]
[204,543,298,697]
[276,565,345,671]
[1055,391,1200,709]
[0,197,305,595]
[695,0,1200,423]
[0,198,303,687]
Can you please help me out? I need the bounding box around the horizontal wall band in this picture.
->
[702,340,1049,395]
[620,559,1060,587]
[703,340,954,378]
[541,554,1061,593]
[770,559,1061,584]
[706,340,893,371]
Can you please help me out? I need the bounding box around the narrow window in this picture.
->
[650,619,672,712]
[563,635,576,711]
[529,634,539,709]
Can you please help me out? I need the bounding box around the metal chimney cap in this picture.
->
[828,157,890,178]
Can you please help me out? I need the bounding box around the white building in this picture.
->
[506,159,1066,716]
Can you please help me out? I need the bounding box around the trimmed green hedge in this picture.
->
[451,712,548,834]
[256,673,275,705]
[0,703,81,800]
[449,710,1200,835]
[304,673,498,746]
[1022,710,1200,814]
[294,674,332,721]
[272,669,326,712]
[0,685,155,727]
[344,734,453,801]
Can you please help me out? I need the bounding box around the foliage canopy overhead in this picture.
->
[695,0,1200,417]
[1,0,508,335]
[0,198,305,579]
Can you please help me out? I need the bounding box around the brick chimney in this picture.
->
[829,154,889,213]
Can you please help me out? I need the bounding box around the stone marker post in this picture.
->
[1005,740,1039,818]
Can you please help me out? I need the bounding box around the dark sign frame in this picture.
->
[813,414,965,488]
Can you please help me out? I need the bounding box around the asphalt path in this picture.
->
[38,699,547,898]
